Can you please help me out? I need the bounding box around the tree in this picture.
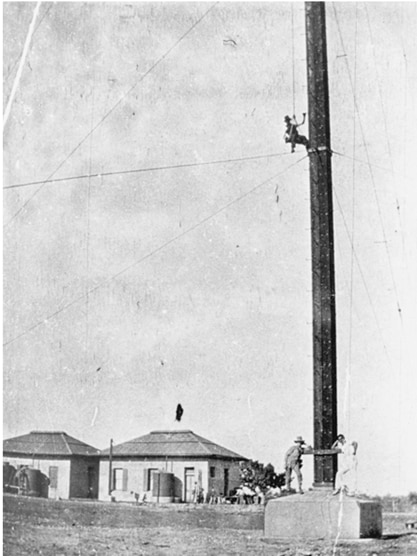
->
[239,460,285,491]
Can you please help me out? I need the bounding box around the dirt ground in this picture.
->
[3,494,417,555]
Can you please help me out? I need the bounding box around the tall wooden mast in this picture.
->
[305,2,338,487]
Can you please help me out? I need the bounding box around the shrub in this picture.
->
[408,492,417,505]
[239,460,285,491]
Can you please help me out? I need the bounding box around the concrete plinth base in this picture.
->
[264,489,382,539]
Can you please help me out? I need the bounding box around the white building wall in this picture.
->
[207,459,242,498]
[3,455,71,499]
[98,458,241,502]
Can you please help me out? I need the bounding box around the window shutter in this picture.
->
[122,469,128,491]
[49,466,58,488]
[143,469,148,491]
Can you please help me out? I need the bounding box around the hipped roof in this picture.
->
[101,430,246,460]
[3,431,100,457]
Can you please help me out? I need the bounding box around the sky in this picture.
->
[3,1,417,496]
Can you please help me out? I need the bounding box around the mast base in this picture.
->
[264,490,382,539]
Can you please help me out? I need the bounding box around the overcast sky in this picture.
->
[3,1,417,495]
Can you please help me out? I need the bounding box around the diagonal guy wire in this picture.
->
[3,155,307,347]
[5,2,218,228]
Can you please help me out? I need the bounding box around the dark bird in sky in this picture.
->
[223,38,237,47]
[96,367,101,372]
[175,404,184,422]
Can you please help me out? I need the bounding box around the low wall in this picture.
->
[4,494,264,530]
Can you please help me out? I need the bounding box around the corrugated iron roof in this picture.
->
[3,431,100,457]
[101,430,246,459]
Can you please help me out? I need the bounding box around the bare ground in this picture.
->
[3,494,417,555]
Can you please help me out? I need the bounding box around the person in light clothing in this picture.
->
[283,436,311,494]
[192,482,199,503]
[332,434,358,495]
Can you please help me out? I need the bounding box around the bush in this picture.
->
[239,460,285,491]
[408,492,417,505]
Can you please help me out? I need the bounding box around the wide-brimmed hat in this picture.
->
[284,115,291,121]
[294,436,306,444]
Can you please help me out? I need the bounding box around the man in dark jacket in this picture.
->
[284,114,310,153]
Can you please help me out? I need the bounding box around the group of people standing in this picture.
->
[283,434,358,496]
[191,484,265,505]
[191,484,226,504]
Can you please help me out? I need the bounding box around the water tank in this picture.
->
[152,472,174,503]
[3,462,16,488]
[3,463,16,489]
[25,468,41,497]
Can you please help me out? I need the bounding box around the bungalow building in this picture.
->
[3,431,100,499]
[99,429,247,502]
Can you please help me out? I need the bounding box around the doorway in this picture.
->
[224,468,229,497]
[184,467,195,502]
[87,466,97,498]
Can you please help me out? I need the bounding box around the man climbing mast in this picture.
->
[284,113,310,152]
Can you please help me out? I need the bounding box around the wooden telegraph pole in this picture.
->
[305,2,338,487]
[108,438,113,495]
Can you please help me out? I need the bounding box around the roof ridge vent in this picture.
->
[150,430,193,434]
[30,430,67,434]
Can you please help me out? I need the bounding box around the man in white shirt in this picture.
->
[332,434,358,495]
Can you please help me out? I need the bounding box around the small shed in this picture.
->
[3,431,100,499]
[99,429,247,502]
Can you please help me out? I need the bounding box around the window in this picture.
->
[146,468,158,491]
[113,468,128,491]
[210,466,216,478]
[49,466,58,488]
